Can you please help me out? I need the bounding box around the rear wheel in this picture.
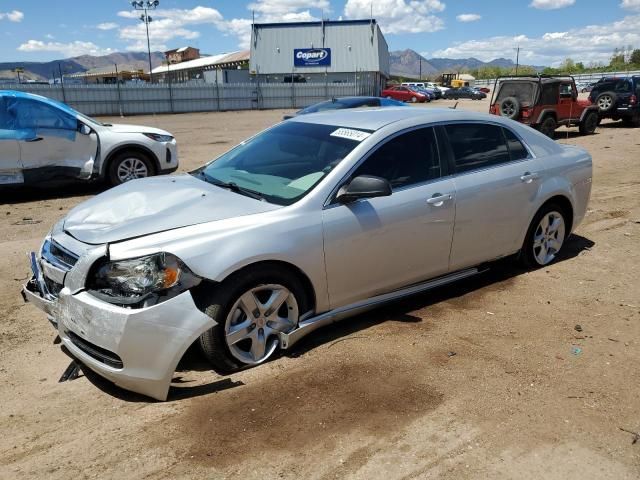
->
[411,96,418,103]
[520,204,568,268]
[579,111,598,134]
[199,266,309,373]
[539,116,557,138]
[107,150,155,186]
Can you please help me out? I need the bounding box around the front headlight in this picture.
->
[88,253,200,306]
[142,132,174,142]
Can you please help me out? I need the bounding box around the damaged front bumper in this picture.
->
[23,252,215,401]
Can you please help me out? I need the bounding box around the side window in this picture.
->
[503,128,529,161]
[615,80,631,93]
[352,127,440,189]
[540,83,559,104]
[559,83,572,97]
[10,99,75,130]
[444,123,510,174]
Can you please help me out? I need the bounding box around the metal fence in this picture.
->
[475,69,640,87]
[4,78,379,117]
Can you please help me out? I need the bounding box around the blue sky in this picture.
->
[2,1,640,66]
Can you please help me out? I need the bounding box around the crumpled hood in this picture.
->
[63,174,280,244]
[105,123,172,136]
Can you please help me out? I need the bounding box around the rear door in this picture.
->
[10,97,97,181]
[440,122,543,270]
[0,95,23,184]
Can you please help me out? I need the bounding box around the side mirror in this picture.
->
[336,175,392,204]
[79,124,91,135]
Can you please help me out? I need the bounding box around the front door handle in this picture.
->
[427,193,453,206]
[520,172,539,183]
[25,137,43,142]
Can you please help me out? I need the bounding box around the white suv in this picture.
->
[0,90,178,186]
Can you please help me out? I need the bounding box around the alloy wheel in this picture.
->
[597,95,613,111]
[224,284,299,365]
[532,211,565,265]
[116,157,149,182]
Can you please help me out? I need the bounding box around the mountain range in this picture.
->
[1,49,544,83]
[0,52,166,82]
[389,49,544,78]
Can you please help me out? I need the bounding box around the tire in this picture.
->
[499,96,520,120]
[538,116,557,138]
[595,92,616,112]
[199,265,310,373]
[520,203,568,269]
[622,112,640,127]
[107,150,155,186]
[579,110,598,134]
[411,96,418,103]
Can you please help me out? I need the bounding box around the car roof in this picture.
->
[0,89,78,117]
[289,107,505,131]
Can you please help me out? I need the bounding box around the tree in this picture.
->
[559,58,575,73]
[630,49,640,65]
[610,48,625,67]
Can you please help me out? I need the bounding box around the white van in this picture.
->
[401,82,426,90]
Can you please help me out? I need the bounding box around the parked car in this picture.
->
[426,82,449,93]
[283,96,406,120]
[443,87,486,100]
[412,88,433,101]
[588,76,640,127]
[490,76,600,137]
[421,86,443,99]
[0,90,178,186]
[476,86,491,94]
[381,86,429,103]
[23,107,592,400]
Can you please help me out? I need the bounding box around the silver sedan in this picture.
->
[23,107,592,400]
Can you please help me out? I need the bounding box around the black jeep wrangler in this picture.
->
[589,76,640,127]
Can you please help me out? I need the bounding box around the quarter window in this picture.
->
[352,127,441,189]
[444,123,510,173]
[503,128,529,161]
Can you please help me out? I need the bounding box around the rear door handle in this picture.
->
[427,193,453,206]
[25,137,43,142]
[520,172,539,183]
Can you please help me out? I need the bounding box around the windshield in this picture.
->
[192,121,369,206]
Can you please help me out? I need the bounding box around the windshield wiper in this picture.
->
[198,173,265,201]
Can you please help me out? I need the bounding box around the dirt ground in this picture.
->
[1,97,639,479]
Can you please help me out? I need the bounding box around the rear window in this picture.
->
[496,82,536,104]
[444,123,510,174]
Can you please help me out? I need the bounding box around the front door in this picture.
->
[439,123,543,270]
[10,97,98,181]
[0,95,23,184]
[322,126,456,309]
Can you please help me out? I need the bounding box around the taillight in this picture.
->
[631,95,637,105]
[521,107,531,119]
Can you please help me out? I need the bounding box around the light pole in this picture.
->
[514,46,520,75]
[131,1,159,83]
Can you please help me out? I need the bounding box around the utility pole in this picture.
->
[419,57,422,80]
[514,46,520,75]
[131,1,159,83]
[13,67,23,83]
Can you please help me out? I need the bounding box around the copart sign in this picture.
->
[294,48,331,67]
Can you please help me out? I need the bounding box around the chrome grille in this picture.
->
[42,239,78,271]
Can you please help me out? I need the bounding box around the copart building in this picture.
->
[249,19,389,93]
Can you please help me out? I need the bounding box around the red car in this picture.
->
[381,86,428,103]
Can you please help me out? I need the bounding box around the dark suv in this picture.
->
[589,76,640,127]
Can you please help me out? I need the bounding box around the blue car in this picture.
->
[283,96,407,120]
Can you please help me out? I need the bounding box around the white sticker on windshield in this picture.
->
[330,128,371,142]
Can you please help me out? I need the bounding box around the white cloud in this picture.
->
[430,15,640,67]
[0,10,24,22]
[97,22,119,31]
[456,13,481,22]
[344,0,445,34]
[530,0,575,10]
[621,0,640,11]
[17,40,115,57]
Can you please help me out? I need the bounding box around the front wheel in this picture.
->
[199,266,309,373]
[520,204,567,268]
[411,96,418,103]
[107,151,155,186]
